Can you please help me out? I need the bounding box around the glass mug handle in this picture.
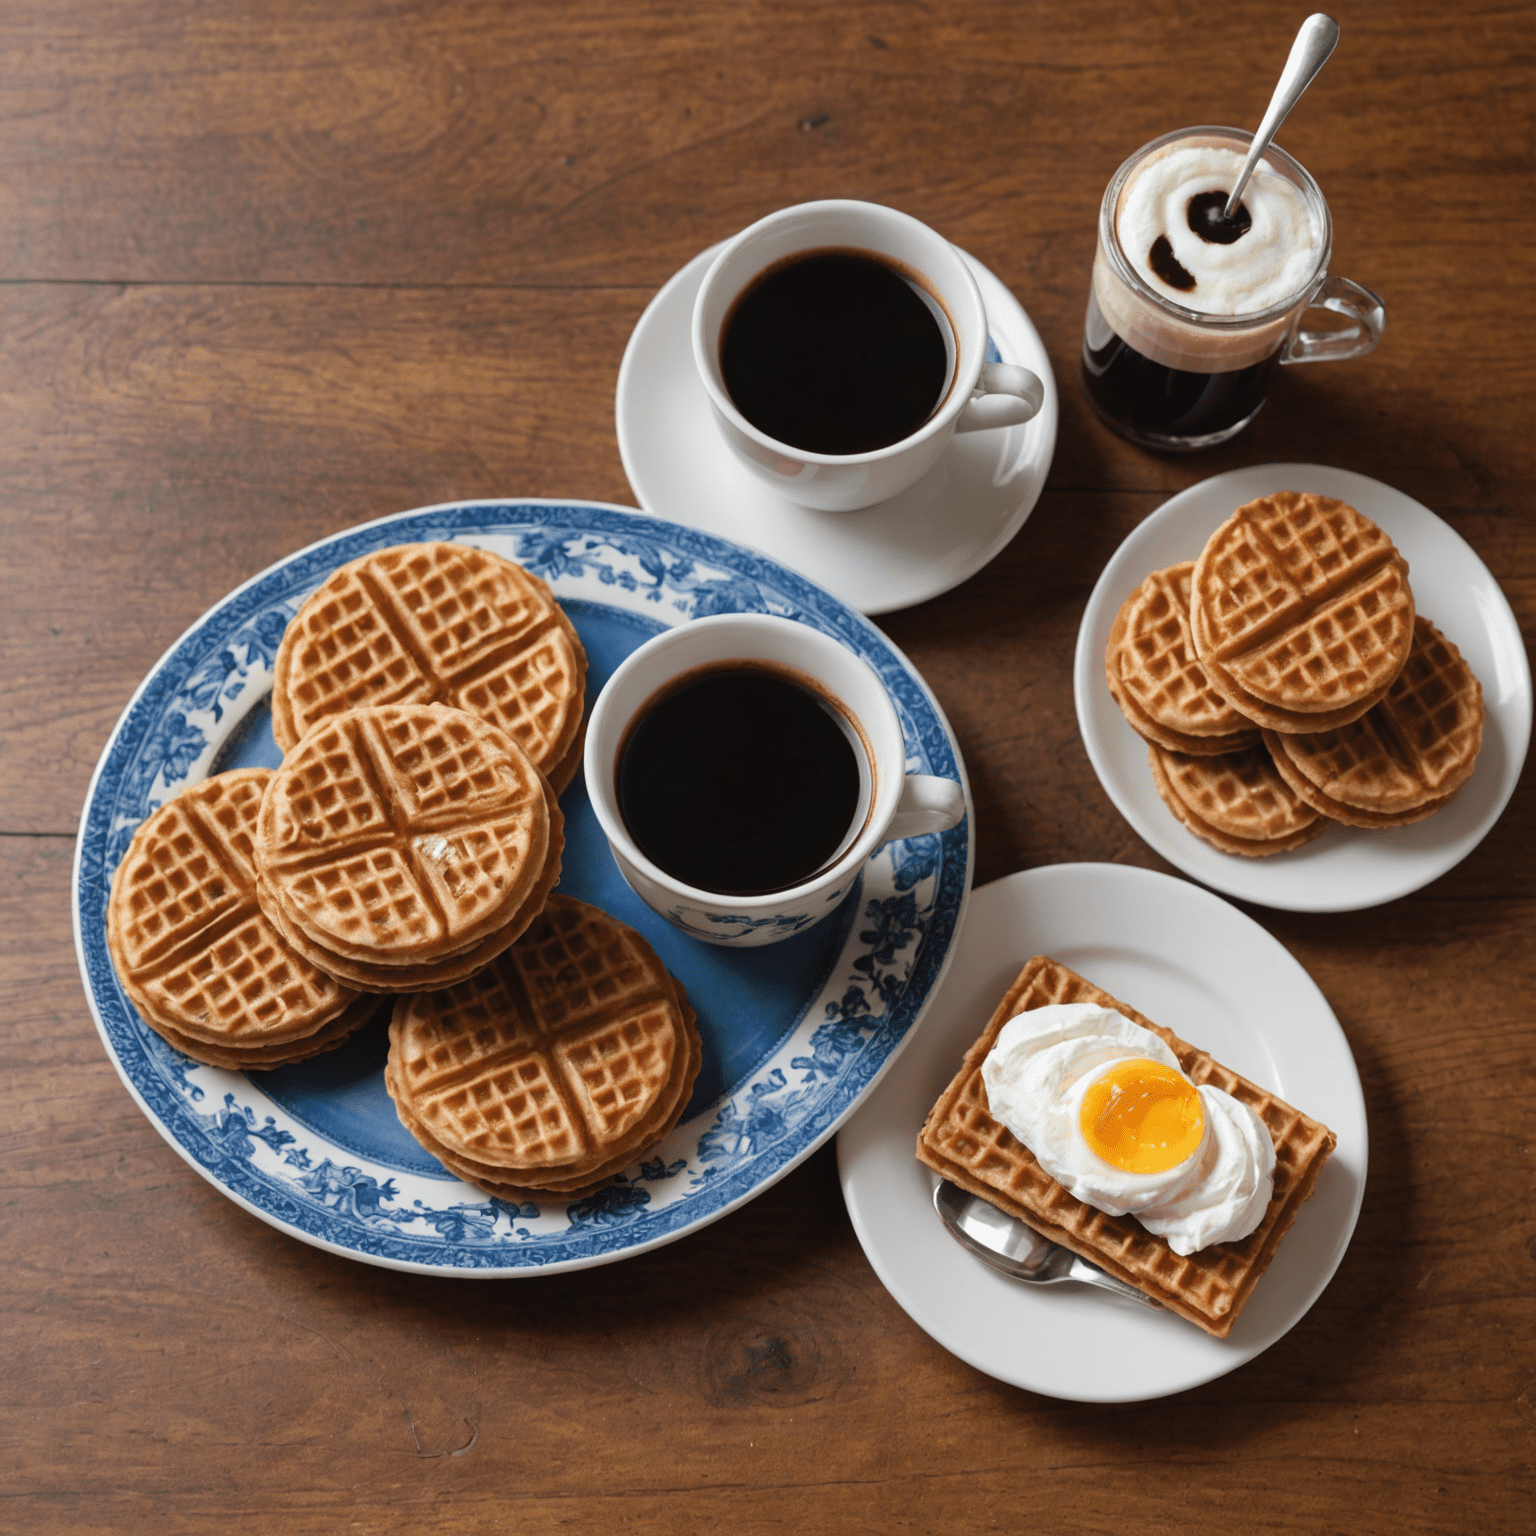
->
[1281,274,1386,365]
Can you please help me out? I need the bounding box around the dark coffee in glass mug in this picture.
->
[1081,127,1385,452]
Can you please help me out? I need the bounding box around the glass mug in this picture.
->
[1082,125,1386,451]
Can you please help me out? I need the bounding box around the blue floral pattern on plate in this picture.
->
[73,500,972,1274]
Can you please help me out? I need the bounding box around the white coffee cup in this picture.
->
[583,614,967,947]
[692,200,1044,512]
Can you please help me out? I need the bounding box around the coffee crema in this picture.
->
[616,662,868,897]
[720,249,951,456]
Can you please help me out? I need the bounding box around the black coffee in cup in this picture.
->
[720,249,951,456]
[617,661,870,896]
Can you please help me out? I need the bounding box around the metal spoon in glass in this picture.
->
[933,1180,1161,1308]
[1222,13,1341,221]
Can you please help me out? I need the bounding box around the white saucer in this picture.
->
[837,864,1367,1402]
[616,243,1059,615]
[1074,464,1532,913]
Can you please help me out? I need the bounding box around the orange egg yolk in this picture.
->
[1079,1058,1204,1174]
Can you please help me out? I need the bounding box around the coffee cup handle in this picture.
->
[882,774,967,842]
[954,362,1045,433]
[1280,274,1386,364]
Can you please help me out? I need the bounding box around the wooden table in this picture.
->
[4,3,1532,1530]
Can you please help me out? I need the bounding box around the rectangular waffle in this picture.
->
[916,955,1336,1336]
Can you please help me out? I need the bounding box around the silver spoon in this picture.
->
[933,1180,1161,1308]
[1223,13,1341,220]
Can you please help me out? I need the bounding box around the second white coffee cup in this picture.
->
[584,614,967,947]
[692,200,1044,512]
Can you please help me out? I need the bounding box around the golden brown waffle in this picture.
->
[255,798,562,993]
[153,992,384,1071]
[106,769,369,1069]
[1106,563,1261,755]
[271,542,587,793]
[1190,492,1414,731]
[917,956,1336,1337]
[385,895,703,1197]
[1147,740,1327,857]
[256,704,559,978]
[387,995,700,1199]
[1261,617,1484,830]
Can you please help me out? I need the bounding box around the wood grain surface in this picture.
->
[2,2,1532,1532]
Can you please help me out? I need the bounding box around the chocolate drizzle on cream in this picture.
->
[1187,191,1251,245]
[1117,143,1319,314]
[1148,194,1253,295]
[1149,235,1196,292]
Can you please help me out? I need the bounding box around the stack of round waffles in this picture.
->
[106,541,595,1128]
[106,769,379,1068]
[254,703,565,992]
[271,542,588,793]
[1106,492,1484,855]
[385,896,702,1198]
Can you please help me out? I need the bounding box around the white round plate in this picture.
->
[616,242,1058,615]
[74,500,974,1276]
[837,863,1367,1402]
[1074,463,1531,912]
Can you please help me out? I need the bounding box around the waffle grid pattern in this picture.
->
[1121,565,1253,734]
[107,770,361,1054]
[274,544,585,786]
[1226,562,1412,707]
[1158,744,1320,841]
[1265,618,1484,823]
[1147,744,1323,857]
[1192,493,1414,718]
[390,897,687,1171]
[917,956,1336,1336]
[257,706,549,963]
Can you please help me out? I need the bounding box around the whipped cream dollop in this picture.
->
[1118,144,1322,315]
[981,1002,1275,1255]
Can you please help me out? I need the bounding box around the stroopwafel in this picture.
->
[1190,492,1414,731]
[385,895,702,1199]
[1106,562,1262,755]
[1147,740,1327,857]
[272,542,587,792]
[106,769,370,1069]
[255,704,562,989]
[1262,617,1484,829]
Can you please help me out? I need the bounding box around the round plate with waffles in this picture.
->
[1074,465,1530,913]
[73,500,973,1275]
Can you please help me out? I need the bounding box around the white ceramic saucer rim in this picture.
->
[615,241,1059,615]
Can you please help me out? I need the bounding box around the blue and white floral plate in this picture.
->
[73,500,974,1275]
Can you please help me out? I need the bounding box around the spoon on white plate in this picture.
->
[933,1179,1161,1307]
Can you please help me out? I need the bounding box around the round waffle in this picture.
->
[255,704,562,984]
[256,824,563,993]
[1148,741,1327,857]
[1106,562,1262,755]
[1262,617,1484,829]
[151,992,385,1071]
[271,542,587,792]
[385,895,703,1198]
[1190,492,1415,731]
[106,769,369,1068]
